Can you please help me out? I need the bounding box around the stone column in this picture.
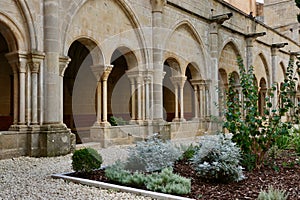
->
[144,76,151,121]
[90,64,105,126]
[271,47,279,109]
[193,85,199,119]
[179,77,186,121]
[199,82,206,119]
[59,56,71,123]
[246,33,266,70]
[136,76,143,123]
[101,65,112,127]
[174,84,179,120]
[171,76,186,121]
[19,60,27,125]
[44,0,61,124]
[151,0,166,122]
[28,52,45,125]
[29,63,38,124]
[129,78,136,122]
[12,67,19,125]
[209,21,221,118]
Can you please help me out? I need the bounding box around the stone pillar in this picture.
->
[5,52,27,127]
[44,0,61,124]
[129,78,136,122]
[12,67,19,125]
[209,21,220,118]
[144,76,151,121]
[101,65,112,127]
[59,56,71,123]
[151,0,166,122]
[246,37,254,70]
[171,76,186,122]
[193,85,199,119]
[174,84,179,120]
[271,47,279,109]
[179,78,186,120]
[28,52,45,125]
[136,76,143,123]
[199,82,206,119]
[90,64,105,126]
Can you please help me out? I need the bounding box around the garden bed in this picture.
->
[53,149,300,200]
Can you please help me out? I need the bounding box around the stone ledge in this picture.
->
[52,173,195,200]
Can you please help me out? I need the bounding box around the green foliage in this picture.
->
[105,164,191,195]
[125,135,182,172]
[105,162,146,187]
[275,135,291,150]
[192,134,245,183]
[109,116,128,126]
[257,186,289,200]
[290,127,300,154]
[180,144,200,160]
[223,57,300,169]
[145,167,191,195]
[72,148,102,173]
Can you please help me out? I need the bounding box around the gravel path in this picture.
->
[0,138,197,200]
[0,144,154,200]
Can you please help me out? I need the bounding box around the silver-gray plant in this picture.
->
[257,186,289,200]
[125,134,182,172]
[192,134,245,183]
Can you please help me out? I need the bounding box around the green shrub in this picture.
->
[72,148,102,173]
[125,135,182,172]
[275,135,291,150]
[223,57,300,169]
[105,161,146,187]
[290,128,300,154]
[180,144,200,160]
[192,134,245,183]
[105,163,191,195]
[257,186,289,200]
[109,116,127,126]
[145,167,191,195]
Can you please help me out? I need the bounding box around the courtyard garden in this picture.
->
[66,58,300,199]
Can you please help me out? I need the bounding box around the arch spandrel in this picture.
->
[253,53,270,87]
[164,20,206,78]
[218,41,241,75]
[62,0,147,67]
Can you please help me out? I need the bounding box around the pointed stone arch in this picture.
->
[164,19,206,77]
[62,0,148,66]
[254,53,270,87]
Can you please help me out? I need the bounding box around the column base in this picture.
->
[38,123,75,157]
[172,118,186,122]
[9,124,28,132]
[100,121,111,127]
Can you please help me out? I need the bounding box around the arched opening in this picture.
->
[163,58,180,122]
[64,40,96,143]
[0,33,13,131]
[184,63,201,120]
[218,68,228,116]
[258,78,267,116]
[108,49,132,124]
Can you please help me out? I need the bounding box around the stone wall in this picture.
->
[0,0,299,159]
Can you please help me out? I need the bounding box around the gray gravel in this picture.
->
[0,138,197,200]
[0,144,154,200]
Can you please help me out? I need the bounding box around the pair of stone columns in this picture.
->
[170,76,186,122]
[92,65,113,127]
[128,72,153,124]
[5,51,45,128]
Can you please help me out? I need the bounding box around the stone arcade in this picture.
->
[0,0,299,159]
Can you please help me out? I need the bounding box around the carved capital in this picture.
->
[28,62,40,73]
[102,65,113,81]
[59,56,71,77]
[5,51,28,73]
[150,0,166,12]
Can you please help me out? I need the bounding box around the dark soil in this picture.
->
[70,150,300,200]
